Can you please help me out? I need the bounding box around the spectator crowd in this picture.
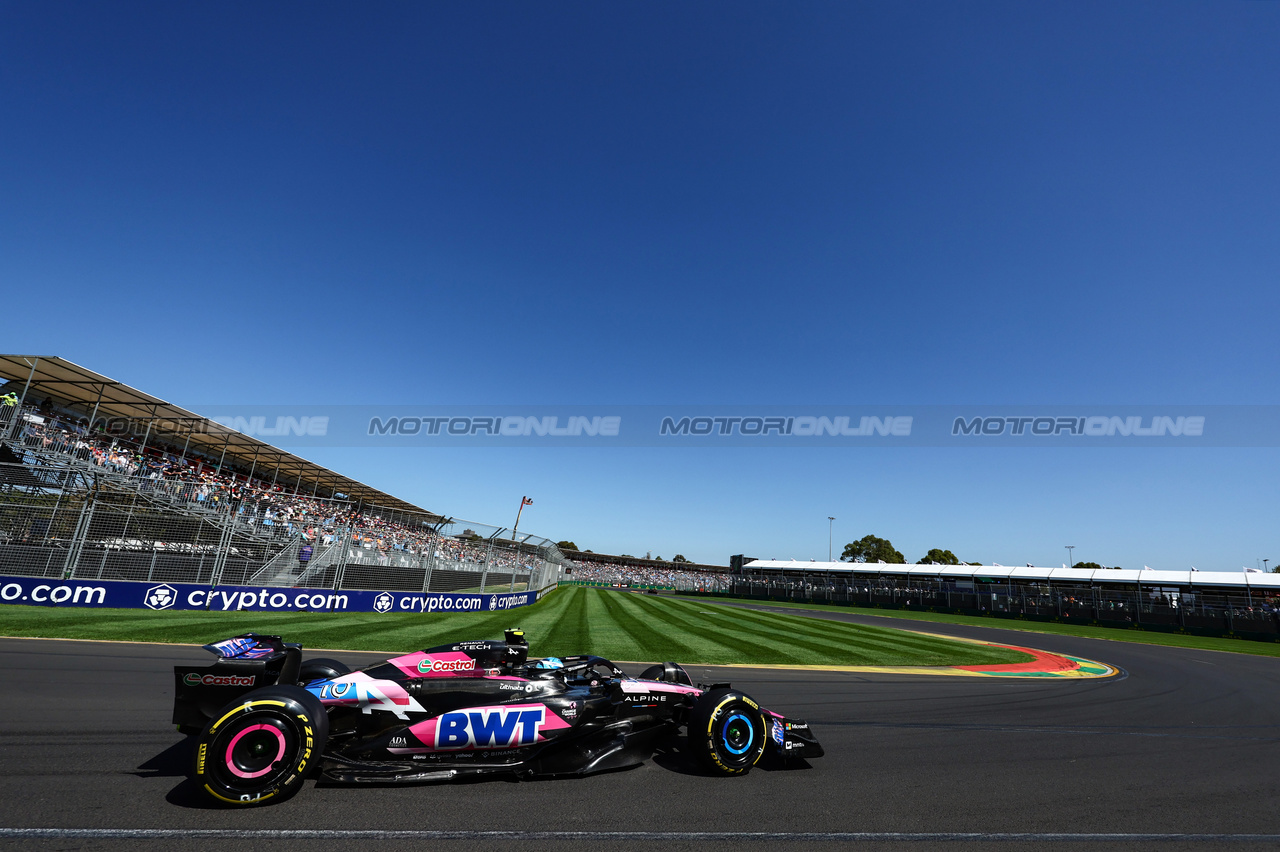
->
[571,559,730,591]
[2,401,539,572]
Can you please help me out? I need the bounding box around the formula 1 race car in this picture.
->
[173,629,823,806]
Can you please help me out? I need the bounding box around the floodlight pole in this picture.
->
[1265,559,1271,573]
[1065,545,1074,568]
[828,517,835,562]
[513,496,531,540]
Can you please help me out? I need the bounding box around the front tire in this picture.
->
[193,685,328,806]
[686,688,767,776]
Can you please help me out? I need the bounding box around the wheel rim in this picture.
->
[212,715,296,790]
[226,723,289,779]
[720,712,755,756]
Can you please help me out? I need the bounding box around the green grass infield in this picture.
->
[0,585,1029,668]
[696,595,1280,658]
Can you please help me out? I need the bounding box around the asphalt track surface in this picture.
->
[3,607,1279,852]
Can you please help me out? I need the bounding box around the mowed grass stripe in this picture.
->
[593,590,701,662]
[0,587,1028,667]
[624,593,799,663]
[655,596,1025,666]
[672,597,950,655]
[610,592,749,662]
[651,596,871,662]
[510,585,579,649]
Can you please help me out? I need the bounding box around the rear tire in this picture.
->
[297,657,350,683]
[686,688,767,776]
[193,685,328,806]
[637,661,693,685]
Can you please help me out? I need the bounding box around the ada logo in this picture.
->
[435,706,546,749]
[373,592,394,613]
[144,584,177,610]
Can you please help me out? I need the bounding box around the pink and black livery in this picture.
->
[173,629,822,806]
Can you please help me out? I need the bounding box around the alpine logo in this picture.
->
[183,673,256,687]
[418,658,476,674]
[435,706,546,749]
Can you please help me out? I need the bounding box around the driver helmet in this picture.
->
[533,656,564,669]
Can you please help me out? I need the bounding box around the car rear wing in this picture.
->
[173,634,303,733]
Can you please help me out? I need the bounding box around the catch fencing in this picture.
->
[725,576,1280,641]
[0,450,568,607]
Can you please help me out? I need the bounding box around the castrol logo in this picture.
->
[183,673,256,687]
[417,658,475,674]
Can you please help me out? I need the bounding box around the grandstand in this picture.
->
[733,559,1280,641]
[562,549,730,592]
[0,355,569,597]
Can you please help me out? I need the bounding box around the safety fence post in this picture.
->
[62,491,95,580]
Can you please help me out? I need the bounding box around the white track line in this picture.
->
[2,829,1279,842]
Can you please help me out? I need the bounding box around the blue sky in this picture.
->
[2,2,1277,569]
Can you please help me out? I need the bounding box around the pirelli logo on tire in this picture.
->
[195,689,326,807]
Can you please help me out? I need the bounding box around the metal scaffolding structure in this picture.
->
[0,358,571,599]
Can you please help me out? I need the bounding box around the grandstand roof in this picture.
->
[0,355,438,519]
[744,559,1280,591]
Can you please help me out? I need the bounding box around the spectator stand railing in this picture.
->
[727,573,1280,642]
[0,431,571,600]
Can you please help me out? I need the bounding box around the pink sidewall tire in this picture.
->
[193,685,328,807]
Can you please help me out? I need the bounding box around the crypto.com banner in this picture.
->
[0,575,540,614]
[108,405,1280,447]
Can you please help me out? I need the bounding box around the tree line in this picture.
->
[840,534,1119,569]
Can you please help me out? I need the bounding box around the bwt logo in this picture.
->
[367,416,620,437]
[660,415,912,437]
[435,706,546,749]
[212,415,329,437]
[952,416,1205,437]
